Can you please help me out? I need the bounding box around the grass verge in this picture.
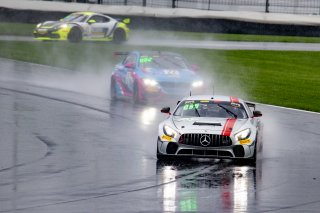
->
[0,40,319,112]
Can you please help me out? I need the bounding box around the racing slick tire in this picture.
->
[110,78,118,101]
[132,82,141,104]
[235,143,257,165]
[113,29,126,44]
[157,143,172,161]
[68,27,82,43]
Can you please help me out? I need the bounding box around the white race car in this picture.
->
[157,95,263,163]
[33,12,130,43]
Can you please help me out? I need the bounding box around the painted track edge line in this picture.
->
[251,101,320,115]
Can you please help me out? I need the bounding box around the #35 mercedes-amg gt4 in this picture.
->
[157,95,263,163]
[110,51,208,104]
[33,12,130,43]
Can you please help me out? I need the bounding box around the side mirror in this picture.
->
[88,19,96,24]
[161,107,171,114]
[125,62,135,69]
[253,110,262,117]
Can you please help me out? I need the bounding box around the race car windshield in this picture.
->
[139,54,190,71]
[173,100,248,119]
[62,14,88,22]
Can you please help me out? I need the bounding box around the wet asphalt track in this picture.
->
[4,35,320,51]
[1,58,320,213]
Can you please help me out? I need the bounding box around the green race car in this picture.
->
[33,11,130,43]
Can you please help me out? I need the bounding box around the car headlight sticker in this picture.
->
[143,78,158,87]
[163,125,178,138]
[60,24,68,29]
[235,128,251,141]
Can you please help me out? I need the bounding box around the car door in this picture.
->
[87,15,112,38]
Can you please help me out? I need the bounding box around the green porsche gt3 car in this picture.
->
[33,11,130,43]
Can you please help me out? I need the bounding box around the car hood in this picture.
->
[172,116,248,134]
[40,21,65,28]
[144,68,199,82]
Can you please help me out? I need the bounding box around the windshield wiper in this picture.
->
[217,104,238,118]
[195,108,201,117]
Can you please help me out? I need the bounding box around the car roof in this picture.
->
[134,51,183,57]
[72,11,103,16]
[181,95,245,103]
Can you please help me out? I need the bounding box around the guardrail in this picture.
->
[44,0,320,15]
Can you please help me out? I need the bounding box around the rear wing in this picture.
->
[122,18,130,24]
[245,102,256,111]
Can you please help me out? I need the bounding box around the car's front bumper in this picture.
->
[157,138,256,159]
[33,28,69,40]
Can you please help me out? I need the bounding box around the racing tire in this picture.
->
[132,82,141,104]
[68,27,82,43]
[110,78,118,101]
[233,143,256,165]
[157,144,172,161]
[113,29,126,44]
[243,144,257,165]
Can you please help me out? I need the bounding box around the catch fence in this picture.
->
[53,0,320,15]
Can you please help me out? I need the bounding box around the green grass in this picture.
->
[0,40,319,112]
[2,22,320,43]
[0,22,36,36]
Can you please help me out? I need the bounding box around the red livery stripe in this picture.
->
[230,96,239,103]
[221,118,237,136]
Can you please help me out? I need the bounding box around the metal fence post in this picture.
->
[124,0,127,5]
[172,0,176,8]
[143,0,146,6]
[265,0,269,13]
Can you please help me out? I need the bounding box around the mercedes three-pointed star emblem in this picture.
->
[200,135,211,147]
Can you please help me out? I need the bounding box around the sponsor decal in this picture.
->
[239,138,251,145]
[221,118,237,136]
[162,135,172,141]
[163,69,180,76]
[231,102,241,108]
[140,56,153,63]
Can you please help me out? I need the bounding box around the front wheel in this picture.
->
[157,143,172,161]
[110,78,118,101]
[68,27,82,43]
[132,82,141,104]
[113,29,126,44]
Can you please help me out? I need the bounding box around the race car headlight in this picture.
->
[53,24,68,30]
[235,129,251,141]
[36,23,42,28]
[192,80,204,88]
[143,78,158,87]
[163,125,178,138]
[60,24,68,29]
